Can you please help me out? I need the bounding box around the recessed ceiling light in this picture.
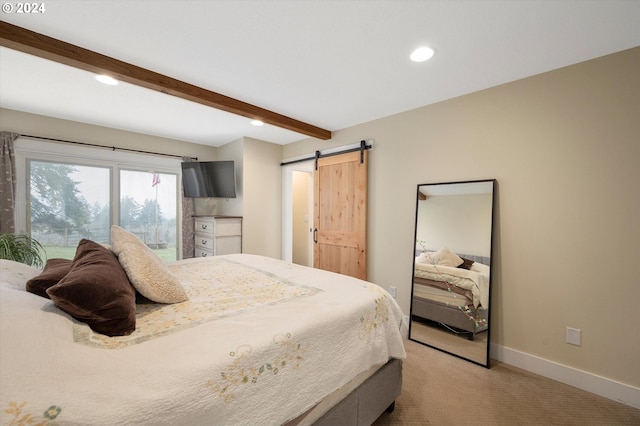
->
[95,74,118,85]
[251,120,264,126]
[410,46,435,63]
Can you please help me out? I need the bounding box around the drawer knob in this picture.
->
[201,252,208,257]
[201,224,208,229]
[201,239,207,245]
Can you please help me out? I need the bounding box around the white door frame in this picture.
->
[282,161,314,264]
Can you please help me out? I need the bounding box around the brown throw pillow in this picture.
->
[26,258,73,298]
[46,239,137,337]
[458,257,475,270]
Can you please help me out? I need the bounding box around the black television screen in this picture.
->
[181,161,237,198]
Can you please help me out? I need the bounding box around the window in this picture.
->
[29,160,111,258]
[120,170,178,261]
[15,138,182,261]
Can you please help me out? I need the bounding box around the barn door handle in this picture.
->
[313,228,318,243]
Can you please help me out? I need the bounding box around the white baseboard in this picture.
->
[490,343,640,409]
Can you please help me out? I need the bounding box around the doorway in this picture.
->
[282,161,314,266]
[292,170,313,266]
[282,140,372,271]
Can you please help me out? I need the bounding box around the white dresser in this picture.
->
[194,216,242,257]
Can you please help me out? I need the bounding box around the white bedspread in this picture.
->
[0,255,406,426]
[414,262,490,308]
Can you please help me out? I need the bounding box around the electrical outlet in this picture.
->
[566,327,582,346]
[389,286,397,298]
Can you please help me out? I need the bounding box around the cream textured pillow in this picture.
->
[110,225,188,304]
[432,247,464,267]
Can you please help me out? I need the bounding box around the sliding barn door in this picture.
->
[313,150,367,280]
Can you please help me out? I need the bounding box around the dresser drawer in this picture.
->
[195,247,214,258]
[195,234,215,250]
[194,218,215,236]
[213,218,242,236]
[194,218,242,237]
[214,235,242,255]
[195,235,241,256]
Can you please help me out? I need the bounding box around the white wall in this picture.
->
[283,47,640,390]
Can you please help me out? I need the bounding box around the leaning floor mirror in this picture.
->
[409,179,495,367]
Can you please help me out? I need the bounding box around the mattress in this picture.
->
[413,281,469,307]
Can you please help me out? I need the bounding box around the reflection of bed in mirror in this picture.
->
[410,179,495,367]
[412,248,490,340]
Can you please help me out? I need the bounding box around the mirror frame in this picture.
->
[408,178,496,368]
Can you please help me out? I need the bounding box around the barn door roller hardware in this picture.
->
[281,140,373,170]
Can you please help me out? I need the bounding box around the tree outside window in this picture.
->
[28,161,178,261]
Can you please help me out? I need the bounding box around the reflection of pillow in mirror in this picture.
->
[432,247,463,267]
[458,257,474,270]
[416,251,439,264]
[470,262,490,275]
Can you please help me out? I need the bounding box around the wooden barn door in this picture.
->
[313,150,367,280]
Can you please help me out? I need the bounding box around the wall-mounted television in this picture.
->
[181,161,237,198]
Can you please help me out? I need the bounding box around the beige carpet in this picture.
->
[373,339,640,425]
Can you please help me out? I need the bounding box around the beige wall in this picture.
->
[283,47,640,387]
[240,137,282,259]
[416,193,492,256]
[214,138,244,217]
[0,108,217,161]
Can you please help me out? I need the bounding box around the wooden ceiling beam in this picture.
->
[0,21,332,140]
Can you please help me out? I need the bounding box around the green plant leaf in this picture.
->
[0,233,45,267]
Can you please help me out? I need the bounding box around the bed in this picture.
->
[412,247,490,339]
[0,227,406,426]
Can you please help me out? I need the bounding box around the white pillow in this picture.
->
[470,261,490,276]
[110,225,188,304]
[431,247,463,267]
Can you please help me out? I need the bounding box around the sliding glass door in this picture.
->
[29,160,112,259]
[19,139,181,261]
[120,169,178,261]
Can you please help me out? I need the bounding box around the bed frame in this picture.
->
[412,289,488,338]
[312,358,402,425]
[285,358,402,425]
